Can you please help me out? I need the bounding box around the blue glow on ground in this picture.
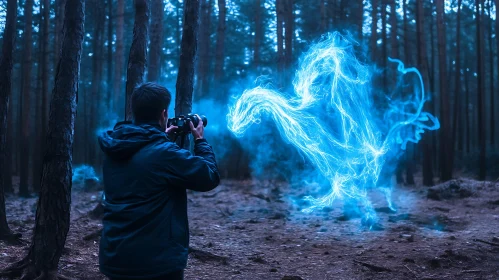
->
[227,32,440,227]
[72,165,100,185]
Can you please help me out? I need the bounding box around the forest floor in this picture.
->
[1,177,499,280]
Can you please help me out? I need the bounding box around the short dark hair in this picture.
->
[131,83,172,123]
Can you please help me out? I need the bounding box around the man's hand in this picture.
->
[165,125,178,135]
[190,114,204,140]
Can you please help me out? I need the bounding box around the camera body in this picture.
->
[167,114,208,135]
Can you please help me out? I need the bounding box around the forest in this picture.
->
[0,0,498,279]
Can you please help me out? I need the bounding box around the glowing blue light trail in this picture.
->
[227,33,439,225]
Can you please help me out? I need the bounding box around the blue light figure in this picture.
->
[227,32,439,227]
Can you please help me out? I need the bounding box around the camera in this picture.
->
[167,114,208,135]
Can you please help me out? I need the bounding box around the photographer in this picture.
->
[97,83,220,280]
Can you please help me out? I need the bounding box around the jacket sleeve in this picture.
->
[162,138,220,192]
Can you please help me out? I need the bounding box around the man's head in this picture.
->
[131,83,172,129]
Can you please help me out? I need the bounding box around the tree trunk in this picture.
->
[54,0,67,64]
[465,61,470,154]
[451,0,462,165]
[381,1,387,90]
[33,2,43,194]
[30,0,85,274]
[390,0,397,59]
[428,4,438,176]
[392,0,403,185]
[0,0,85,278]
[357,0,363,38]
[148,0,164,82]
[402,0,410,65]
[277,0,284,74]
[329,0,336,28]
[4,104,13,194]
[175,0,200,122]
[125,0,149,121]
[195,0,212,99]
[90,0,105,167]
[214,0,226,83]
[254,0,262,67]
[320,0,326,33]
[284,0,294,70]
[370,0,378,61]
[476,0,486,180]
[436,0,452,181]
[416,0,434,186]
[488,0,495,147]
[33,0,51,193]
[19,0,34,197]
[114,0,125,116]
[49,0,66,179]
[403,0,414,185]
[0,0,18,241]
[177,0,182,63]
[107,0,113,112]
[496,0,499,150]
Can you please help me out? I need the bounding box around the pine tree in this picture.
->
[0,0,19,244]
[125,0,150,121]
[1,0,86,278]
[176,0,200,131]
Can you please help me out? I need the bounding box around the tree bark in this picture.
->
[54,0,67,65]
[148,0,165,82]
[176,0,200,120]
[50,0,66,181]
[33,0,51,193]
[30,0,85,274]
[213,0,226,83]
[416,0,434,186]
[125,0,149,121]
[476,0,486,180]
[0,0,18,241]
[19,0,34,197]
[114,0,125,116]
[436,0,452,181]
[195,0,212,99]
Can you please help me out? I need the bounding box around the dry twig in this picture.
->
[353,260,391,272]
[474,238,499,247]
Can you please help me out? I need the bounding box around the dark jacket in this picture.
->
[97,122,220,279]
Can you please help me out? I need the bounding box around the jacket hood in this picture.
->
[98,121,168,161]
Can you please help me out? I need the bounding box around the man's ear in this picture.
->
[163,109,168,119]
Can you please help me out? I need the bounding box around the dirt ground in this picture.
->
[1,177,499,280]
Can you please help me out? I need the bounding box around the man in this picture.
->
[98,83,220,280]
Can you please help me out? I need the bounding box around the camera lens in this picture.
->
[200,115,208,127]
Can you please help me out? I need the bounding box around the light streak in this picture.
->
[227,32,439,226]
